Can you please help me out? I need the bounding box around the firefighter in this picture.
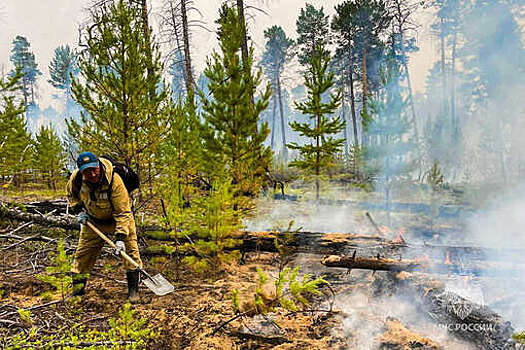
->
[67,152,142,302]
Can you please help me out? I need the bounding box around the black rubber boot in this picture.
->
[71,276,87,296]
[126,269,140,303]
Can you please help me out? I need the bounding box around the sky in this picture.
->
[0,0,437,111]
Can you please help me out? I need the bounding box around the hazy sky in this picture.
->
[0,0,437,110]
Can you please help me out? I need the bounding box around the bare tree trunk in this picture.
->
[271,92,276,150]
[236,0,254,107]
[341,80,348,156]
[450,30,457,142]
[361,44,368,147]
[141,0,155,99]
[180,0,194,96]
[168,1,187,94]
[316,112,320,200]
[348,56,358,149]
[440,17,448,116]
[277,74,287,161]
[362,45,368,116]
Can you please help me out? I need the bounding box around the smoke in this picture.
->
[335,291,477,350]
[465,187,525,331]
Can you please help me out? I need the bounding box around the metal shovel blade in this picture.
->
[142,273,174,296]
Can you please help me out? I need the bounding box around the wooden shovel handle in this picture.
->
[85,220,140,269]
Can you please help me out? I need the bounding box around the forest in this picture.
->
[1,0,525,349]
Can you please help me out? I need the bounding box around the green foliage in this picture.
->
[366,56,413,187]
[36,239,74,300]
[33,124,66,191]
[159,99,202,232]
[274,221,300,270]
[200,4,272,200]
[180,178,243,274]
[0,71,31,185]
[69,0,169,179]
[5,303,155,349]
[296,3,330,66]
[261,25,294,158]
[17,308,32,324]
[48,44,78,92]
[288,43,344,200]
[234,266,328,315]
[9,35,41,106]
[513,331,525,344]
[427,160,444,192]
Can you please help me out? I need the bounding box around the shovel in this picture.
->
[86,220,174,296]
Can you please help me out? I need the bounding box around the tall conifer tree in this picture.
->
[288,44,344,200]
[69,0,169,182]
[200,4,271,201]
[33,125,66,191]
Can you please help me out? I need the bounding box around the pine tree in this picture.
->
[0,70,31,186]
[48,45,78,93]
[296,3,330,66]
[200,4,271,202]
[366,56,413,215]
[287,44,344,200]
[159,98,202,232]
[261,25,294,160]
[0,100,31,185]
[331,0,391,147]
[9,35,41,106]
[69,0,169,185]
[33,125,66,191]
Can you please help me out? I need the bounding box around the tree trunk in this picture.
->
[348,55,358,149]
[140,0,155,99]
[168,1,187,95]
[180,0,194,97]
[271,92,276,150]
[341,80,348,156]
[316,112,320,200]
[361,44,368,147]
[440,17,448,116]
[398,34,418,143]
[277,74,287,161]
[362,45,368,116]
[236,0,254,108]
[450,29,457,142]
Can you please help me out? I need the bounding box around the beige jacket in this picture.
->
[66,157,135,236]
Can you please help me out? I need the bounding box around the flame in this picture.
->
[444,251,452,265]
[380,225,392,234]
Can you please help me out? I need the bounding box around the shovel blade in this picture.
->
[142,273,174,296]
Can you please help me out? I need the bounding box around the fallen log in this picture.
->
[4,202,525,264]
[321,254,525,277]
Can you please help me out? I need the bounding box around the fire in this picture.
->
[444,251,452,265]
[380,225,392,234]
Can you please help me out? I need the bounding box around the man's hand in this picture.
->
[114,239,126,256]
[77,212,89,225]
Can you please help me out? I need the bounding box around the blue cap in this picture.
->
[77,152,99,171]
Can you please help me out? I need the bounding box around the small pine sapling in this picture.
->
[274,221,301,271]
[181,178,243,274]
[513,331,525,344]
[37,239,76,301]
[232,266,328,315]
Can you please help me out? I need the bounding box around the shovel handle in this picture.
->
[85,220,140,269]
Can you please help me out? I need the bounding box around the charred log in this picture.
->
[321,254,525,277]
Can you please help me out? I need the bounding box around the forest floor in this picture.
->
[0,189,520,349]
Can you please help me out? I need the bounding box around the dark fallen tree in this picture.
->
[3,201,525,265]
[321,254,524,277]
